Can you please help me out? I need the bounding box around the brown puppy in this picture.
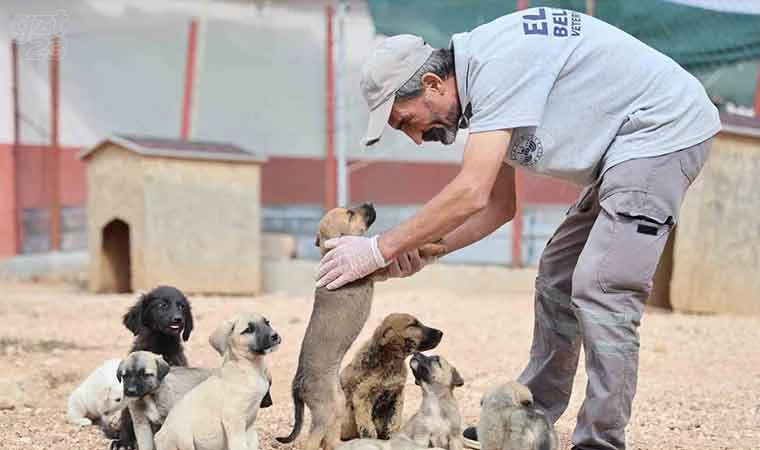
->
[340,314,443,440]
[277,204,445,450]
[337,352,464,450]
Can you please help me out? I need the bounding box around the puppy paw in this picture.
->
[109,439,135,450]
[419,242,446,258]
[71,417,92,426]
[358,427,377,439]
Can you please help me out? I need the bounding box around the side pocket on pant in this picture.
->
[596,191,674,295]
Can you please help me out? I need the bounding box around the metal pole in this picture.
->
[180,19,198,140]
[190,0,209,139]
[50,35,61,251]
[11,40,20,254]
[335,1,348,207]
[511,0,527,267]
[755,63,760,118]
[324,5,337,211]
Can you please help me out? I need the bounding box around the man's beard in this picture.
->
[422,100,461,145]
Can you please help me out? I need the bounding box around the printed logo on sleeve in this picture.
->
[510,134,544,167]
[522,8,582,38]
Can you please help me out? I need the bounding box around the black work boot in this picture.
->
[462,426,480,450]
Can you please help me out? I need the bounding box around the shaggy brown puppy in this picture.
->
[340,313,443,440]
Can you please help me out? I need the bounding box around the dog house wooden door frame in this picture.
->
[100,218,131,293]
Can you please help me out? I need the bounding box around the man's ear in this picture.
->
[421,72,445,94]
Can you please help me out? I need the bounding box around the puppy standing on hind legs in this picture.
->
[276,204,445,450]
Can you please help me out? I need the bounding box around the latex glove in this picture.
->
[372,249,437,282]
[316,235,388,290]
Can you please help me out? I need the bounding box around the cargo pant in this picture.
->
[516,138,713,450]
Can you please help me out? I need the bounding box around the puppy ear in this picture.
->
[379,328,397,347]
[182,299,194,342]
[451,367,464,388]
[116,360,125,383]
[156,357,170,381]
[123,294,147,335]
[515,384,534,407]
[209,318,235,356]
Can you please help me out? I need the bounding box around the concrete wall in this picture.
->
[140,157,262,294]
[671,132,760,315]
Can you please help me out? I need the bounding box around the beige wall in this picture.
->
[671,132,760,315]
[86,145,145,292]
[140,157,262,294]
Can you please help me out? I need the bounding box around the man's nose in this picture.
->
[405,130,423,145]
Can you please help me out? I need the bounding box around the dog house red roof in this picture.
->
[79,134,266,164]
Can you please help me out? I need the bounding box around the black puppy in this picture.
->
[123,285,194,365]
[109,285,194,450]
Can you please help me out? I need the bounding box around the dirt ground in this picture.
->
[0,280,758,450]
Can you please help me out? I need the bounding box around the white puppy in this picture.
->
[67,358,125,426]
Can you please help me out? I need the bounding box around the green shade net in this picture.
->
[367,0,760,107]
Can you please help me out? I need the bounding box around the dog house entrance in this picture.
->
[101,219,131,293]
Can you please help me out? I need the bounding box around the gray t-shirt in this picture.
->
[451,7,721,186]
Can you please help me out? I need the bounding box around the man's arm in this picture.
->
[316,129,512,289]
[439,163,516,254]
[377,129,512,261]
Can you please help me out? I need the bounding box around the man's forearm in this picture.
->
[441,164,516,253]
[441,198,515,254]
[378,174,488,261]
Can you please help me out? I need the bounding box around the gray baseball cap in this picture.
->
[360,34,434,146]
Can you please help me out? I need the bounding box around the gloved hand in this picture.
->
[316,235,388,290]
[371,248,438,282]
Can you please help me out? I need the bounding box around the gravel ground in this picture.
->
[0,280,758,450]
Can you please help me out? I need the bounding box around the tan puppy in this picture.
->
[154,312,280,450]
[117,351,211,450]
[340,314,443,440]
[477,381,558,450]
[337,352,464,450]
[277,204,445,450]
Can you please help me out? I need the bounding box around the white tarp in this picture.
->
[663,0,760,14]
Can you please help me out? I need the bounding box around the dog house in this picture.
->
[80,135,266,295]
[667,116,760,315]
